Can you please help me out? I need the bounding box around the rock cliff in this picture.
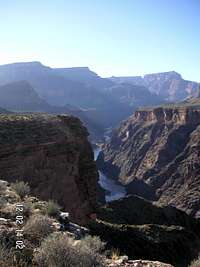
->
[0,113,98,225]
[97,99,200,218]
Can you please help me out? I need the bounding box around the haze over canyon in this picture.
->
[0,61,200,267]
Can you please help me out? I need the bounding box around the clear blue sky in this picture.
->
[0,0,199,81]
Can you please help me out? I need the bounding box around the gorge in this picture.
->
[97,98,200,218]
[94,147,126,202]
[0,64,200,267]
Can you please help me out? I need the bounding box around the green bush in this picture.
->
[45,200,61,217]
[34,232,106,267]
[24,214,53,243]
[189,257,200,267]
[11,180,30,199]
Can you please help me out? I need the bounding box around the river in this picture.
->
[94,147,126,202]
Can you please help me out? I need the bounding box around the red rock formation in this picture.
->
[0,114,98,225]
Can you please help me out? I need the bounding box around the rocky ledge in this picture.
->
[134,106,200,124]
[107,259,173,267]
[0,113,98,225]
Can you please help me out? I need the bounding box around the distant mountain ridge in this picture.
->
[0,80,49,111]
[110,71,199,101]
[0,80,105,141]
[54,66,113,89]
[0,62,167,138]
[0,62,93,107]
[1,62,198,141]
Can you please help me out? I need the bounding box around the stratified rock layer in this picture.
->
[0,114,98,224]
[98,99,200,217]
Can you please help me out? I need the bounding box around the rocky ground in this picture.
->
[106,259,173,267]
[0,179,177,267]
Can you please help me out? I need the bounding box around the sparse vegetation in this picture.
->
[0,244,30,267]
[111,248,121,261]
[45,200,61,217]
[34,232,106,267]
[21,200,33,218]
[77,235,106,254]
[24,214,53,243]
[11,180,30,199]
[0,244,16,267]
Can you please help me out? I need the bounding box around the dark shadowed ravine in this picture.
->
[94,147,126,202]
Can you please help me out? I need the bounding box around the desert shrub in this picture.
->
[0,243,29,267]
[78,235,106,254]
[189,256,200,267]
[34,232,106,267]
[22,201,33,218]
[32,200,47,214]
[24,214,53,243]
[45,200,61,217]
[0,244,15,267]
[11,180,30,199]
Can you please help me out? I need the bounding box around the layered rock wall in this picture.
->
[98,103,200,217]
[0,114,98,224]
[134,107,200,124]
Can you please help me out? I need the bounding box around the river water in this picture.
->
[94,147,126,202]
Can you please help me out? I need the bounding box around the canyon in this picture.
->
[0,62,199,145]
[97,98,200,218]
[0,64,200,267]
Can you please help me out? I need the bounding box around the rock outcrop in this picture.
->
[97,99,200,218]
[0,114,98,225]
[90,195,200,267]
[106,258,174,267]
[90,219,199,267]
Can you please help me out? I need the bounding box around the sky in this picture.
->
[0,0,199,81]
